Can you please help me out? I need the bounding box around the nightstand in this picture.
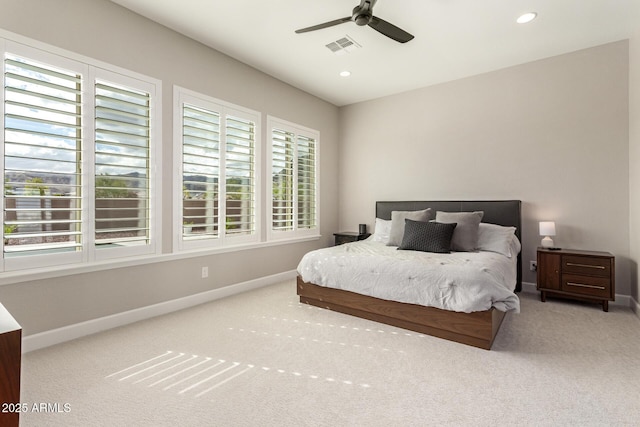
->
[537,248,615,311]
[333,231,370,246]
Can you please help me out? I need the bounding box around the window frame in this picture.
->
[266,116,320,241]
[173,86,261,252]
[90,67,162,262]
[1,39,162,272]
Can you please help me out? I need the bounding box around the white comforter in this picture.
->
[297,240,520,313]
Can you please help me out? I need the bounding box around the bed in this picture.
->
[296,200,522,350]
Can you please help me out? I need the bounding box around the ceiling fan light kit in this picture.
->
[295,0,414,43]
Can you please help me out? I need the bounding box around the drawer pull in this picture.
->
[566,282,605,290]
[566,262,605,270]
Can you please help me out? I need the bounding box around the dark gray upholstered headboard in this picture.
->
[376,200,522,292]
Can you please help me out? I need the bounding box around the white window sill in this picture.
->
[0,235,321,286]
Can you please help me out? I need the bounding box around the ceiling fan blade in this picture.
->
[295,17,352,34]
[368,16,414,43]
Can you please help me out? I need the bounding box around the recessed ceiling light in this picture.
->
[339,71,351,77]
[517,12,537,24]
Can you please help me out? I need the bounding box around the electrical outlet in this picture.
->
[201,266,209,278]
[529,261,537,272]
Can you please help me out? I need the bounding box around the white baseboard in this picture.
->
[631,296,640,317]
[521,281,537,294]
[523,281,640,318]
[22,270,297,353]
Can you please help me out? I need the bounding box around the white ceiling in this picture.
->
[109,0,639,106]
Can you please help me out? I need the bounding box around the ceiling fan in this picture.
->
[295,0,414,44]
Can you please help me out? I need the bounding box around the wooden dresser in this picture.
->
[0,303,21,427]
[536,248,615,311]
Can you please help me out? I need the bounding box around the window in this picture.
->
[174,87,259,251]
[1,41,161,271]
[3,52,84,266]
[267,116,319,240]
[93,74,155,255]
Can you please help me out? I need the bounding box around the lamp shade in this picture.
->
[539,221,556,236]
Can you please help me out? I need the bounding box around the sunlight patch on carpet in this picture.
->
[228,326,405,354]
[106,351,371,399]
[273,304,428,339]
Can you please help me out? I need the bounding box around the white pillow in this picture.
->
[510,233,522,257]
[477,223,518,257]
[370,218,392,244]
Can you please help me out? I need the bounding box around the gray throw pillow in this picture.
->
[387,208,433,246]
[398,219,457,253]
[435,211,484,251]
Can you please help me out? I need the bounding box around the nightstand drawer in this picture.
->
[562,274,611,298]
[562,255,611,277]
[333,232,370,246]
[335,234,356,245]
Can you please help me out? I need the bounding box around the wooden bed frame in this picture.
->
[297,200,522,350]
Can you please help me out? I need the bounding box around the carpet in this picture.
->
[20,280,640,426]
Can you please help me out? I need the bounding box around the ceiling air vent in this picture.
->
[325,35,361,55]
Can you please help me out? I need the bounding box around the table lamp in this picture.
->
[539,221,556,248]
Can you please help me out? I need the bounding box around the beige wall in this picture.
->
[630,25,640,305]
[339,41,631,293]
[0,0,340,334]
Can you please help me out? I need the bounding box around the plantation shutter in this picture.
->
[271,128,294,232]
[94,80,150,247]
[181,104,220,240]
[297,135,316,229]
[224,115,255,236]
[3,54,83,257]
